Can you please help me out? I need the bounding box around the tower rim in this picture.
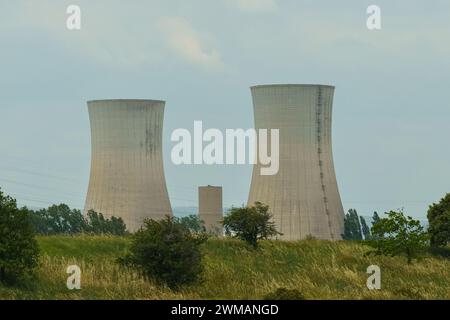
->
[250,84,335,90]
[87,99,165,105]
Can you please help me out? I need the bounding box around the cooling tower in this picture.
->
[84,99,172,232]
[198,186,223,236]
[247,84,344,240]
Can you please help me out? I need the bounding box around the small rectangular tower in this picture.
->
[198,186,223,236]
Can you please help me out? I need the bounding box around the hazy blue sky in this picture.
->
[0,0,449,220]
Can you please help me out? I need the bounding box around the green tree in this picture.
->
[427,193,450,247]
[119,216,207,289]
[25,206,49,234]
[86,210,126,235]
[27,205,126,236]
[368,210,429,264]
[223,202,281,248]
[109,216,127,236]
[372,212,381,225]
[28,204,88,235]
[0,189,40,285]
[342,209,362,240]
[178,215,206,233]
[360,216,371,240]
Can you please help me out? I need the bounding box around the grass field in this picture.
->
[0,235,449,299]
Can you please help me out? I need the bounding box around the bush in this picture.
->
[119,215,207,289]
[223,202,281,248]
[368,210,429,264]
[264,288,305,300]
[0,189,40,285]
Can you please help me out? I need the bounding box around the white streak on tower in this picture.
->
[247,85,344,240]
[198,186,223,235]
[84,99,173,232]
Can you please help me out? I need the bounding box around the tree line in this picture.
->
[24,204,126,236]
[342,192,450,247]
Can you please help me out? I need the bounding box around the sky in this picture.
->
[0,0,449,220]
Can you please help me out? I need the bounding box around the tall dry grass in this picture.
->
[0,236,448,299]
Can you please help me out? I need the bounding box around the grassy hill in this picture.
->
[0,235,449,299]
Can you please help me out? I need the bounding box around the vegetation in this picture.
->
[368,210,429,264]
[427,193,450,247]
[360,216,371,240]
[0,236,448,299]
[25,205,126,236]
[223,202,281,248]
[342,209,373,240]
[178,214,206,233]
[372,212,381,225]
[0,190,40,285]
[342,209,363,240]
[118,216,208,289]
[1,187,449,299]
[85,210,127,236]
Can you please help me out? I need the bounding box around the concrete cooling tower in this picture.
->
[247,84,344,240]
[198,186,223,236]
[84,99,173,232]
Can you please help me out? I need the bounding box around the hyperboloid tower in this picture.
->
[247,84,344,240]
[84,99,172,232]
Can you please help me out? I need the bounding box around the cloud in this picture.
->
[225,0,277,12]
[1,1,163,69]
[2,3,226,71]
[157,17,225,71]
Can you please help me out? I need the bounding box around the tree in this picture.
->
[85,210,127,235]
[223,202,281,248]
[368,210,429,264]
[109,216,127,236]
[369,212,381,240]
[0,189,40,284]
[360,216,371,240]
[427,193,450,247]
[372,212,381,225]
[118,216,207,289]
[28,204,88,235]
[178,215,206,233]
[342,209,362,240]
[27,206,127,236]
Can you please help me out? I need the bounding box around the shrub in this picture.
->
[223,202,281,248]
[118,215,207,289]
[264,288,305,300]
[0,189,40,285]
